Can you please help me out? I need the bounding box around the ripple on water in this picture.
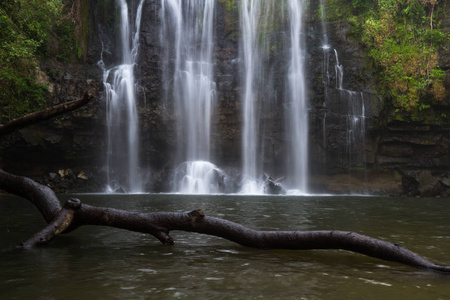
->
[137,269,158,274]
[358,278,393,287]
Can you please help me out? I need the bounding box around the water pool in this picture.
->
[1,194,449,299]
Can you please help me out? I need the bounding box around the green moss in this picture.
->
[392,105,450,126]
[218,0,239,42]
[393,109,405,122]
[219,0,237,12]
[0,71,49,121]
[78,0,91,61]
[54,19,78,62]
[97,0,118,36]
[414,106,450,126]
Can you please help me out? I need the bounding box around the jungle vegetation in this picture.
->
[324,0,449,112]
[0,0,81,122]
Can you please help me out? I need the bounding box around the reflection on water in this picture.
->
[1,194,450,299]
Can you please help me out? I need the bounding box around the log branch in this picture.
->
[0,93,93,136]
[72,203,175,244]
[1,169,449,274]
[0,169,61,222]
[72,205,450,273]
[21,199,81,249]
[186,215,450,273]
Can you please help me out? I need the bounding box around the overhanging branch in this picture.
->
[0,93,92,136]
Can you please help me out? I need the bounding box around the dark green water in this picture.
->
[1,194,449,299]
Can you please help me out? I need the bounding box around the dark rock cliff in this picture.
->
[1,0,449,195]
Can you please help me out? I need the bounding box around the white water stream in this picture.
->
[239,0,271,194]
[101,0,312,194]
[285,0,308,193]
[160,0,218,194]
[101,0,145,193]
[240,0,308,194]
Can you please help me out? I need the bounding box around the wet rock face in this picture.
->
[136,0,243,183]
[305,6,450,196]
[1,1,449,195]
[375,119,450,196]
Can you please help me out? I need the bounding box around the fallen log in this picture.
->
[1,168,449,274]
[21,198,81,249]
[0,169,61,223]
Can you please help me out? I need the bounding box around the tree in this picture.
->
[0,0,82,122]
[0,97,449,274]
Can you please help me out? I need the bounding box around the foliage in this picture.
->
[54,17,83,62]
[219,0,237,12]
[325,0,449,111]
[0,0,81,121]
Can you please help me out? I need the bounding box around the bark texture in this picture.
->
[0,169,61,222]
[21,198,81,249]
[1,169,449,274]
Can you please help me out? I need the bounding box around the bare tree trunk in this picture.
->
[0,93,92,136]
[1,169,449,274]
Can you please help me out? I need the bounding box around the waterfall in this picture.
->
[239,0,308,194]
[286,0,308,193]
[240,0,279,194]
[319,0,329,47]
[91,0,372,195]
[316,0,367,179]
[173,161,228,194]
[334,49,344,89]
[240,0,263,194]
[318,0,330,154]
[160,0,219,194]
[100,0,145,193]
[333,50,367,174]
[343,90,367,172]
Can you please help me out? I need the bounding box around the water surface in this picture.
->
[1,194,449,299]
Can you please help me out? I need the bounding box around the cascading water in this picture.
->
[240,0,308,194]
[160,0,219,194]
[317,1,367,179]
[334,49,344,89]
[240,0,269,194]
[98,1,316,195]
[173,161,229,194]
[318,0,329,47]
[333,50,367,173]
[100,0,145,193]
[345,91,366,170]
[285,0,308,194]
[319,0,331,152]
[90,0,370,195]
